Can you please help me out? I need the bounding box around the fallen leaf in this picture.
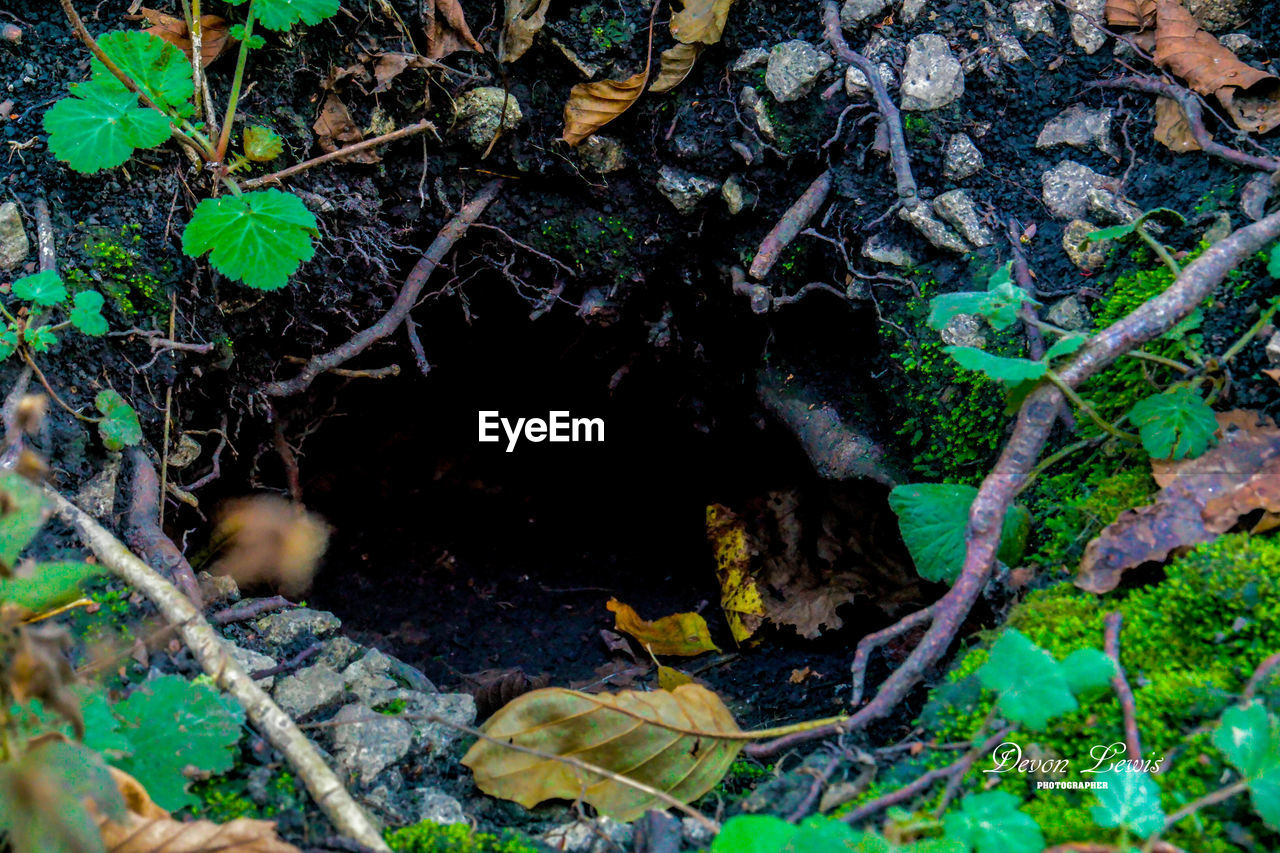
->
[1104,0,1157,29]
[669,0,734,46]
[1153,95,1201,152]
[500,0,550,63]
[462,684,743,820]
[424,0,484,60]
[562,69,649,146]
[461,668,552,719]
[706,503,766,644]
[1077,411,1280,593]
[371,52,433,93]
[600,628,638,660]
[649,43,701,94]
[658,664,694,690]
[789,667,814,684]
[140,8,232,67]
[208,496,329,595]
[606,598,720,657]
[313,94,381,164]
[572,659,651,692]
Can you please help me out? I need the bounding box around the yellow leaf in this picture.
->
[705,504,765,644]
[658,665,694,691]
[607,598,720,657]
[670,0,734,46]
[561,70,649,146]
[462,684,743,820]
[650,43,701,94]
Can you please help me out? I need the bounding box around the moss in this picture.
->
[386,821,541,853]
[375,697,409,715]
[64,224,170,318]
[1025,461,1154,569]
[188,771,302,823]
[533,212,639,285]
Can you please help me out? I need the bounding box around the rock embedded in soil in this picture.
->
[862,233,918,267]
[0,202,29,271]
[943,133,984,180]
[1011,0,1054,38]
[1041,160,1111,220]
[733,47,769,71]
[1266,331,1280,364]
[941,313,989,349]
[543,817,634,853]
[452,86,523,152]
[331,702,414,782]
[1085,187,1141,225]
[318,635,364,669]
[983,4,1031,63]
[1036,105,1117,157]
[841,0,893,28]
[272,663,347,717]
[398,691,476,755]
[1069,0,1108,54]
[899,202,971,252]
[256,607,342,649]
[1046,296,1092,331]
[739,86,777,141]
[933,190,995,248]
[656,166,720,214]
[765,40,833,102]
[411,787,467,825]
[902,0,927,23]
[722,174,754,214]
[1203,211,1233,244]
[1062,219,1109,272]
[577,135,626,173]
[845,61,895,96]
[1219,32,1258,53]
[343,649,402,702]
[1187,0,1258,31]
[900,34,965,111]
[228,643,279,690]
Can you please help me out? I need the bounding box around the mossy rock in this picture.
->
[386,821,544,853]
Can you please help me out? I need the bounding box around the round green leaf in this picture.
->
[888,483,1032,584]
[1091,769,1166,838]
[94,390,143,451]
[12,270,68,307]
[93,30,194,117]
[44,78,172,173]
[70,290,109,337]
[943,791,1043,853]
[1129,386,1217,460]
[226,0,340,31]
[244,125,283,161]
[710,816,798,853]
[977,629,1077,730]
[182,189,318,290]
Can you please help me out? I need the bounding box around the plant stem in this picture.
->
[1137,226,1181,277]
[1016,436,1106,494]
[1221,298,1280,364]
[1045,371,1140,443]
[20,350,98,423]
[1161,779,1249,832]
[239,119,437,189]
[215,0,255,163]
[1123,349,1194,373]
[57,0,165,113]
[185,0,205,122]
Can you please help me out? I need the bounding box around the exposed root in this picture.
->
[240,120,437,190]
[849,604,936,707]
[125,448,205,609]
[211,594,295,625]
[1104,611,1143,761]
[749,170,832,281]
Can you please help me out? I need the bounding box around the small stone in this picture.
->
[1011,0,1054,38]
[765,40,833,102]
[1040,160,1110,220]
[933,190,995,247]
[0,202,29,271]
[1069,0,1108,54]
[400,691,476,755]
[331,703,413,783]
[411,787,468,825]
[841,0,892,28]
[1203,210,1232,244]
[984,4,1031,63]
[74,455,121,522]
[316,635,363,670]
[682,817,716,848]
[1219,32,1257,53]
[452,86,523,151]
[342,650,401,704]
[844,62,895,96]
[227,643,278,691]
[1265,331,1280,365]
[862,233,917,268]
[739,86,776,141]
[1187,0,1258,32]
[732,47,769,71]
[943,133,984,181]
[941,314,988,349]
[255,608,341,649]
[901,0,928,23]
[900,34,964,111]
[899,203,971,253]
[198,572,240,606]
[1086,187,1141,225]
[1035,105,1117,157]
[543,817,635,853]
[577,135,626,173]
[722,174,754,214]
[1062,219,1109,272]
[656,166,719,215]
[272,664,346,718]
[1045,296,1092,331]
[1241,173,1272,222]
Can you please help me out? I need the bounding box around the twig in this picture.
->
[1243,651,1280,701]
[262,179,502,396]
[770,281,850,308]
[745,210,1280,756]
[21,350,94,423]
[211,594,295,625]
[124,447,205,609]
[183,415,228,491]
[1162,780,1249,832]
[45,487,390,852]
[33,199,56,272]
[239,120,437,190]
[404,315,431,377]
[252,641,322,679]
[1104,612,1142,761]
[849,605,936,707]
[471,222,576,277]
[748,171,833,281]
[785,752,841,822]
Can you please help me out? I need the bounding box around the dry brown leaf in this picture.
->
[571,659,650,692]
[371,52,433,93]
[1077,411,1280,593]
[312,94,381,165]
[669,0,734,46]
[562,69,649,146]
[462,684,743,820]
[208,496,330,595]
[461,667,551,718]
[1104,0,1157,29]
[500,0,550,63]
[1153,95,1201,152]
[606,598,720,657]
[424,0,484,60]
[650,43,701,94]
[140,8,232,67]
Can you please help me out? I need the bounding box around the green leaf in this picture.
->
[12,270,68,307]
[1129,387,1217,460]
[0,471,49,568]
[926,266,1035,334]
[80,690,132,755]
[182,188,318,290]
[1086,221,1138,243]
[1091,768,1166,838]
[0,739,124,853]
[23,326,57,353]
[1044,333,1087,362]
[0,329,17,360]
[944,347,1047,384]
[1059,648,1115,695]
[928,292,993,331]
[711,816,964,853]
[226,0,341,31]
[0,561,102,612]
[711,816,797,853]
[984,280,1035,331]
[244,125,283,161]
[942,791,1043,853]
[107,674,245,811]
[69,291,109,337]
[44,77,172,174]
[93,30,193,118]
[1269,244,1280,279]
[1214,702,1280,828]
[978,629,1077,729]
[888,484,1030,584]
[94,390,143,451]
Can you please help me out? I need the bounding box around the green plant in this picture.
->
[44,0,330,289]
[888,483,1030,583]
[386,820,542,853]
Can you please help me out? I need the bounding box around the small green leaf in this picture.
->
[228,24,268,48]
[69,290,109,336]
[182,188,318,290]
[978,629,1077,730]
[0,329,15,360]
[1059,648,1115,695]
[0,471,49,568]
[926,266,1035,334]
[12,270,68,307]
[1129,387,1217,460]
[1086,221,1138,243]
[0,561,102,612]
[984,279,1036,331]
[1091,768,1166,838]
[943,791,1043,853]
[95,390,143,451]
[928,292,993,331]
[93,30,194,117]
[44,77,172,173]
[244,125,283,161]
[226,0,340,31]
[1269,244,1280,279]
[888,484,1030,584]
[710,815,797,853]
[1045,333,1087,362]
[944,347,1047,384]
[23,326,58,353]
[1214,702,1280,828]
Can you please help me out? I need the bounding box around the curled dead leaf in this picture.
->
[562,69,649,146]
[606,597,720,657]
[313,94,381,164]
[650,43,702,94]
[1104,0,1157,29]
[1153,95,1201,152]
[500,0,551,63]
[208,496,329,596]
[140,8,232,67]
[669,0,734,46]
[371,52,433,93]
[461,684,743,820]
[461,667,551,719]
[424,0,484,60]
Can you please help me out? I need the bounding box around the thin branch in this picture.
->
[240,120,437,190]
[33,198,56,272]
[1244,651,1280,701]
[211,594,295,625]
[124,447,205,608]
[1161,780,1249,832]
[1104,612,1142,761]
[850,605,936,707]
[749,170,833,280]
[404,315,431,377]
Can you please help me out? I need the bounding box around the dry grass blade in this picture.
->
[462,684,743,820]
[669,0,734,46]
[500,0,550,63]
[650,43,701,94]
[1104,0,1157,29]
